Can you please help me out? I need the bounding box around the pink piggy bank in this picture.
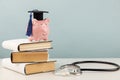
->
[28,18,49,41]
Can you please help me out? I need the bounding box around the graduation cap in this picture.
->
[28,9,49,20]
[26,9,49,36]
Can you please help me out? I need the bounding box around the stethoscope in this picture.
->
[54,60,120,76]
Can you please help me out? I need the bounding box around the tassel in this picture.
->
[26,13,32,36]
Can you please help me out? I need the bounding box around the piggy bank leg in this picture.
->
[28,36,34,41]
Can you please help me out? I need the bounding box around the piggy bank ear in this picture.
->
[44,18,50,24]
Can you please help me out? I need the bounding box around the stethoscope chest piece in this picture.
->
[54,64,82,76]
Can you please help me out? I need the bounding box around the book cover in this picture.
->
[11,51,49,63]
[2,58,56,75]
[2,38,52,51]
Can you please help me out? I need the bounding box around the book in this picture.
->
[11,51,49,63]
[2,39,52,51]
[2,58,56,75]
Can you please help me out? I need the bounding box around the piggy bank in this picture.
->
[28,18,49,41]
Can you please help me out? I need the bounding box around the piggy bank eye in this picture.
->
[41,23,47,26]
[40,23,43,25]
[45,23,48,25]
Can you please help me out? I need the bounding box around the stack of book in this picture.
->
[1,39,56,75]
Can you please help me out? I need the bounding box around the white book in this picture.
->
[2,38,52,51]
[2,39,31,51]
[2,58,27,74]
[1,58,56,75]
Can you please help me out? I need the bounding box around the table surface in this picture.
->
[0,58,120,80]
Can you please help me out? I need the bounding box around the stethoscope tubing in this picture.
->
[72,61,120,72]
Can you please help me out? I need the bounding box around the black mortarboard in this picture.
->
[28,9,49,20]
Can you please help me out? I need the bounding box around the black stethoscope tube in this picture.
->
[72,61,120,72]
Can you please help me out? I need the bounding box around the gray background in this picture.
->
[0,0,120,58]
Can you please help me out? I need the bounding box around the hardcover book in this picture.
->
[2,39,52,51]
[2,58,56,75]
[11,51,49,63]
